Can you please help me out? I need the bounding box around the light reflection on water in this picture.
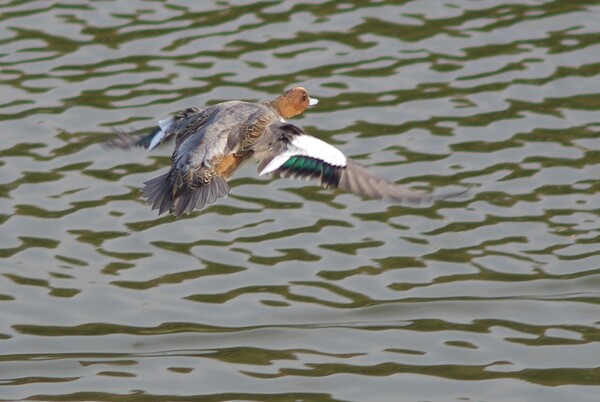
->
[1,1,600,401]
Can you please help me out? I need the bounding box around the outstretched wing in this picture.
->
[105,107,206,151]
[255,122,464,203]
[255,123,347,189]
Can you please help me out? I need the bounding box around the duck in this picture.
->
[108,88,464,217]
[107,87,318,216]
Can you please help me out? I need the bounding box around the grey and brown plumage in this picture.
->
[106,107,206,151]
[106,87,319,217]
[107,89,465,217]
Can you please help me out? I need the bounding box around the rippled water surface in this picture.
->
[1,1,600,401]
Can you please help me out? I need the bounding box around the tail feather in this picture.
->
[172,188,193,217]
[158,187,174,215]
[141,174,169,210]
[213,175,230,197]
[204,180,216,207]
[185,186,202,215]
[145,178,166,199]
[142,173,230,217]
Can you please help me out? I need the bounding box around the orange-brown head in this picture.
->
[269,86,319,119]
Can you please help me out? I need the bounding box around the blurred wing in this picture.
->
[103,128,156,150]
[105,107,206,151]
[340,160,464,203]
[257,122,465,203]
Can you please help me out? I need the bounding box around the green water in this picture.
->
[1,1,599,401]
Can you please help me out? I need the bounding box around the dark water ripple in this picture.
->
[1,1,600,401]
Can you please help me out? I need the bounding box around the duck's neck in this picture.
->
[266,99,285,117]
[267,95,300,119]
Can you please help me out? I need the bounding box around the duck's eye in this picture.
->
[302,94,307,101]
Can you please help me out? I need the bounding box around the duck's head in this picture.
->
[271,86,319,119]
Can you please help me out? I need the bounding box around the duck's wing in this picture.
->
[143,126,230,217]
[105,107,206,151]
[225,108,277,156]
[254,122,465,203]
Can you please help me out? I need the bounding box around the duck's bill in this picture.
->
[308,97,319,106]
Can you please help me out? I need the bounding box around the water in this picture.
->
[1,1,600,401]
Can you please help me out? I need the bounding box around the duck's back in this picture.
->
[143,100,279,216]
[174,101,277,170]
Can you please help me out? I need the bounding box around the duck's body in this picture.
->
[144,100,281,216]
[108,87,464,217]
[164,101,276,178]
[108,87,319,216]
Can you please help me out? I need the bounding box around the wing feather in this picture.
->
[255,122,466,204]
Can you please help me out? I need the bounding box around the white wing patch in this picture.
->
[158,117,172,133]
[260,134,347,175]
[148,117,173,151]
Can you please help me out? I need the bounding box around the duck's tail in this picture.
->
[142,173,230,217]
